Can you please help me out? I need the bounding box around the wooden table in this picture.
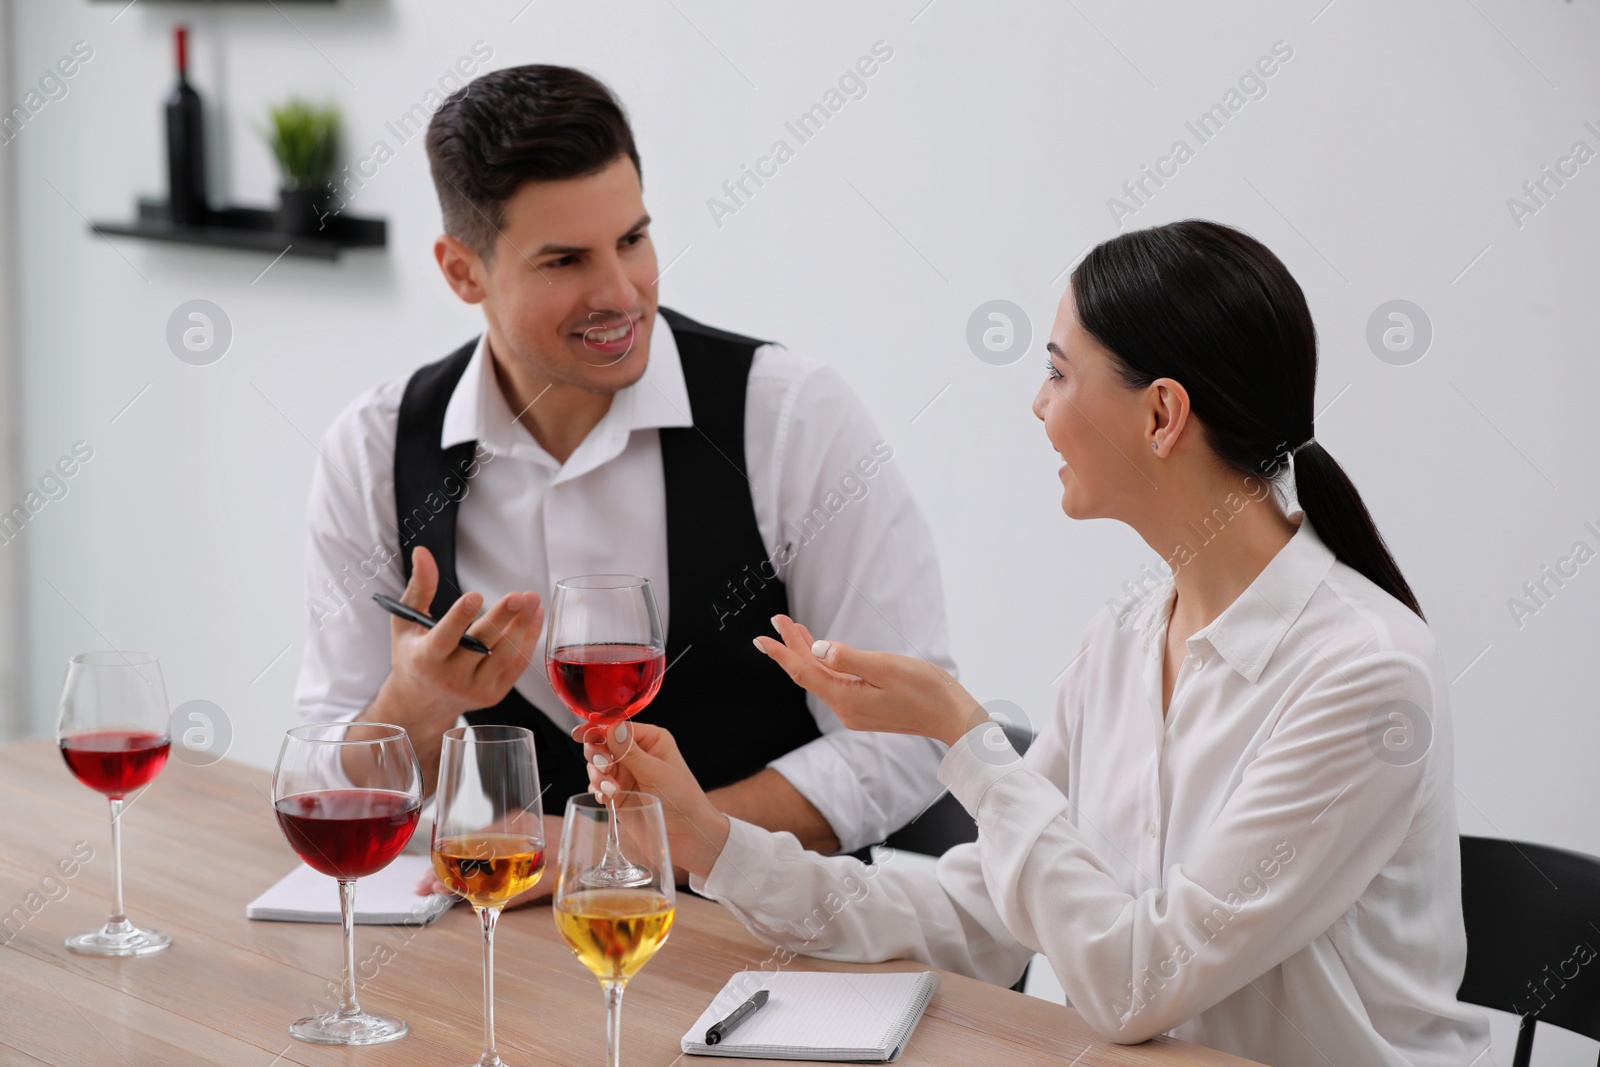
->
[0,741,1261,1066]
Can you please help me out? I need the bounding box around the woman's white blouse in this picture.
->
[693,516,1491,1067]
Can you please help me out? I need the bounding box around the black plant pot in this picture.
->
[275,185,328,237]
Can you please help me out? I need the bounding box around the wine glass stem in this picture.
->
[601,795,629,869]
[479,905,501,1065]
[106,797,126,925]
[337,878,361,1017]
[602,979,626,1067]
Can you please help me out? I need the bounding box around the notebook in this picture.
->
[246,854,455,925]
[680,970,941,1061]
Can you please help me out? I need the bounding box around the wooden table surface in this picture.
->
[0,740,1262,1066]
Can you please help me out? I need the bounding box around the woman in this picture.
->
[579,221,1490,1066]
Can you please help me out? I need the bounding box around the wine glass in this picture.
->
[555,793,676,1067]
[56,650,173,957]
[545,575,665,888]
[273,722,422,1045]
[431,725,545,1067]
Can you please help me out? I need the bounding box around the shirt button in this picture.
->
[1145,821,1158,838]
[1192,655,1206,670]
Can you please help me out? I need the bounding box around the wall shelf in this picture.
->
[91,198,385,261]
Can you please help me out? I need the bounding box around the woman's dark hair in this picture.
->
[1071,220,1424,618]
[425,64,640,261]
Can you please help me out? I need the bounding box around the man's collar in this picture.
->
[439,310,694,455]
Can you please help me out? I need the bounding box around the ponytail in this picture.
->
[1073,220,1425,619]
[1293,442,1423,618]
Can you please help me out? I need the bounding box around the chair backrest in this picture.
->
[878,723,1033,858]
[1458,835,1600,1067]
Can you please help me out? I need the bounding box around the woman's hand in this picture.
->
[573,720,731,879]
[753,614,987,747]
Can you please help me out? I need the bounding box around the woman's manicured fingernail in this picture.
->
[614,722,628,743]
[593,753,610,770]
[770,615,783,632]
[600,779,617,796]
[811,639,831,659]
[752,637,768,655]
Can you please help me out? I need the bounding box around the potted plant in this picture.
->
[263,99,339,236]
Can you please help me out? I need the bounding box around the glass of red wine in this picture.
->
[56,650,173,957]
[272,722,422,1046]
[545,575,665,889]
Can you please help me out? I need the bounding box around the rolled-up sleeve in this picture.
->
[749,351,954,852]
[291,386,408,788]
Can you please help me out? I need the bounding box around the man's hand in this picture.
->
[348,545,544,791]
[383,545,544,722]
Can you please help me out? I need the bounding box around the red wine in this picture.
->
[60,731,171,798]
[547,644,666,724]
[274,789,420,880]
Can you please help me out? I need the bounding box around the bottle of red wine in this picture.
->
[165,25,207,227]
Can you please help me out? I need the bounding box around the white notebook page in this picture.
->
[246,854,454,925]
[682,970,939,1058]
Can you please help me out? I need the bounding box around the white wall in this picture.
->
[0,0,19,739]
[6,2,1599,1061]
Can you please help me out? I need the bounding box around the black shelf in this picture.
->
[91,198,386,261]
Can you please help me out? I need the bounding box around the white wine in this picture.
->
[432,833,544,908]
[555,888,675,980]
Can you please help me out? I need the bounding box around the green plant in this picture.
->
[264,99,339,190]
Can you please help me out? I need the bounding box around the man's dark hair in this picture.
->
[425,64,640,261]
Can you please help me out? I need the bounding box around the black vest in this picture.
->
[393,307,820,813]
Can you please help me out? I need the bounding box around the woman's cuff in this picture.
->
[937,720,1026,817]
[689,816,777,904]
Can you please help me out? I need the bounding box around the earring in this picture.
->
[1150,441,1159,451]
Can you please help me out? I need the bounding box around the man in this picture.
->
[294,65,955,899]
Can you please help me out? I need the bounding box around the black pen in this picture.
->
[371,593,491,654]
[705,989,769,1045]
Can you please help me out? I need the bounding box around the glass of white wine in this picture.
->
[555,792,676,1067]
[431,724,546,1067]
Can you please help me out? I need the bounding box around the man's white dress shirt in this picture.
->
[295,315,954,852]
[694,516,1492,1066]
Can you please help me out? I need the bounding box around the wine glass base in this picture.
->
[289,1011,408,1045]
[579,860,654,889]
[66,922,171,957]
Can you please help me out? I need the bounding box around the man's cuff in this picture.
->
[937,721,1025,817]
[765,744,863,853]
[689,816,777,904]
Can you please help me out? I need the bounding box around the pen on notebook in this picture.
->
[705,989,769,1045]
[371,593,491,654]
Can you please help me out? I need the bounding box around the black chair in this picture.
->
[1458,835,1600,1067]
[858,723,1035,992]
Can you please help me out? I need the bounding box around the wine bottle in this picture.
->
[165,25,207,227]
